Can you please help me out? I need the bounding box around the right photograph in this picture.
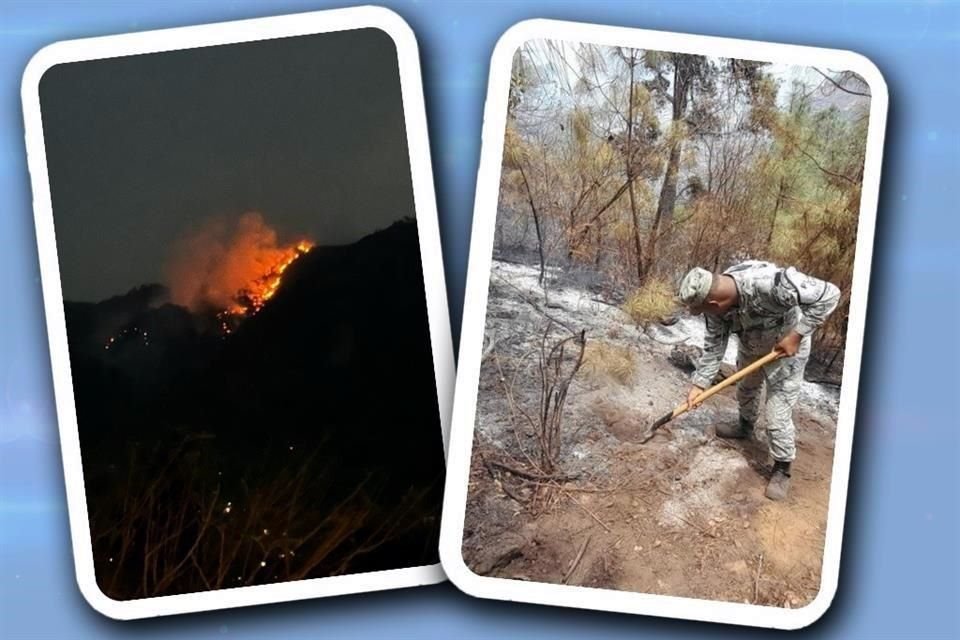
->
[450,27,883,619]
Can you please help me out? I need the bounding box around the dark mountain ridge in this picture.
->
[62,218,445,596]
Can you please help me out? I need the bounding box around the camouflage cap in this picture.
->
[678,267,713,307]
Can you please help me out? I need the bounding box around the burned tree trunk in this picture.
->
[517,162,547,286]
[536,324,587,474]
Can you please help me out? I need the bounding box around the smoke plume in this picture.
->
[166,212,312,313]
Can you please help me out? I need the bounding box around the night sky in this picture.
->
[38,27,414,302]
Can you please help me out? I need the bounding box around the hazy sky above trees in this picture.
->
[40,28,413,302]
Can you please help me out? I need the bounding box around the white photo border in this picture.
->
[440,18,887,630]
[22,5,454,620]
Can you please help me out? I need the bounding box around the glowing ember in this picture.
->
[220,240,312,317]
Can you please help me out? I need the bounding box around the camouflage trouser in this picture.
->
[736,327,810,462]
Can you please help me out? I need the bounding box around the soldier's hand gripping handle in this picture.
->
[687,385,705,409]
[773,329,803,357]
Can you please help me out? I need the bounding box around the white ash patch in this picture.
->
[476,414,512,450]
[646,316,739,365]
[644,316,702,346]
[800,382,840,422]
[488,261,641,342]
[570,445,589,460]
[659,445,748,528]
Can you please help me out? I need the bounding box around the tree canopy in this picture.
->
[495,40,871,379]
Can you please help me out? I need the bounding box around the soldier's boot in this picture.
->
[765,461,791,501]
[715,417,754,439]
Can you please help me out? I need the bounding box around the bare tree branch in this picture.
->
[813,67,871,97]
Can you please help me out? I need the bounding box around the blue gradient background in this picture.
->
[1,1,957,638]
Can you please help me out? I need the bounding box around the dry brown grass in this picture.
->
[582,340,636,385]
[622,278,676,325]
[89,438,436,599]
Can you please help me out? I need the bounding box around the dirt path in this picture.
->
[462,260,838,608]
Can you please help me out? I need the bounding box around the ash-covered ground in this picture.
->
[463,259,840,608]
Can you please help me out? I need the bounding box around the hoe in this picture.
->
[641,350,783,444]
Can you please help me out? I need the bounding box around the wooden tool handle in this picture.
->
[671,350,782,420]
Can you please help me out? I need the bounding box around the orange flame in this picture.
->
[166,213,313,323]
[222,240,313,316]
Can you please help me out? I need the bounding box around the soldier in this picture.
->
[677,261,840,500]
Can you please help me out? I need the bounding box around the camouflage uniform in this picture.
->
[689,261,840,462]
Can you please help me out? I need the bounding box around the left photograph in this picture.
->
[23,8,452,617]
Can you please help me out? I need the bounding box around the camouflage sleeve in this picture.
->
[775,267,841,336]
[692,314,729,388]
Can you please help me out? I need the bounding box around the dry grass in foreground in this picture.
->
[89,437,438,599]
[582,340,637,385]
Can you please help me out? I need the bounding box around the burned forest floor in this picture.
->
[462,259,840,609]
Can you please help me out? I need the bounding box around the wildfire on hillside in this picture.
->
[165,212,313,333]
[216,239,312,334]
[220,239,313,317]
